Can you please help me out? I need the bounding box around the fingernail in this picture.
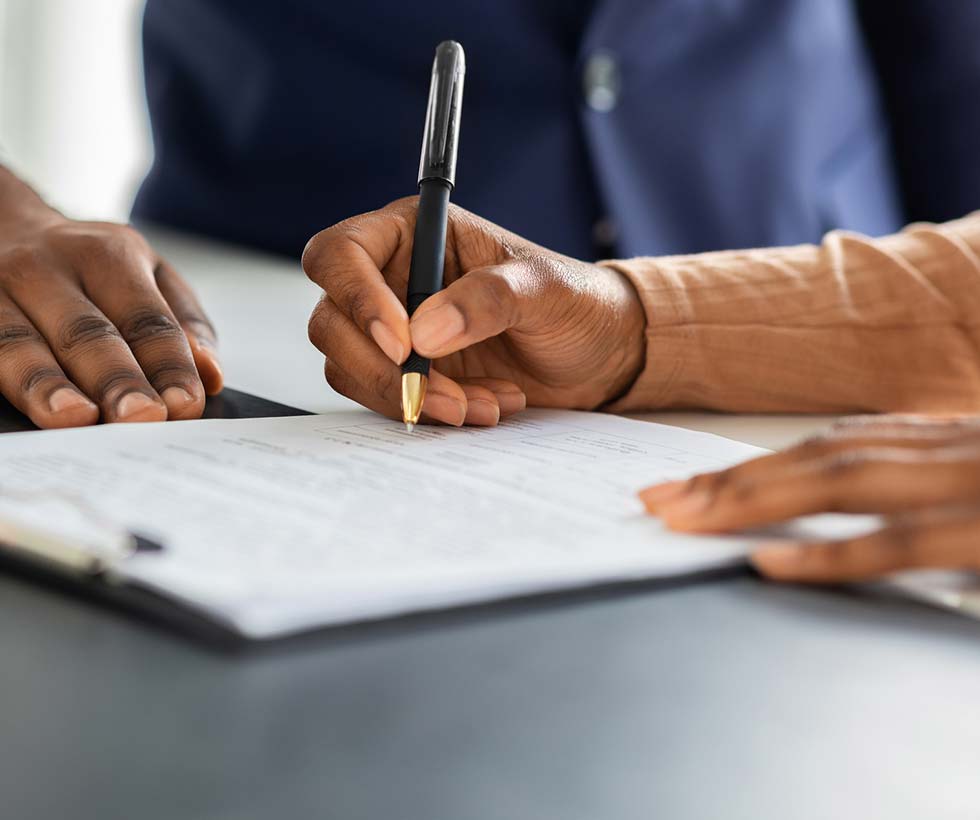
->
[161,386,196,414]
[411,303,465,354]
[638,480,689,512]
[750,542,805,574]
[466,399,500,426]
[116,391,164,422]
[48,387,95,414]
[369,320,406,364]
[423,391,466,426]
[495,391,527,416]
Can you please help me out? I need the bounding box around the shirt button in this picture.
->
[583,51,621,112]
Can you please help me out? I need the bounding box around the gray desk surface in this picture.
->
[2,227,978,820]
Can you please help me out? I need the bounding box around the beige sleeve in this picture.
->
[602,212,980,414]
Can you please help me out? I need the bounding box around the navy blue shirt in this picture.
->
[133,1,980,261]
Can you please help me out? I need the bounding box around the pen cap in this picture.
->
[418,40,465,188]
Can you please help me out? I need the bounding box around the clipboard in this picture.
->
[0,388,311,646]
[0,388,309,434]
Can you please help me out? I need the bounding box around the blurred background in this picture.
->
[0,0,149,221]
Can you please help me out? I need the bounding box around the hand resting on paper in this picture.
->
[640,415,980,581]
[303,197,646,427]
[0,166,223,428]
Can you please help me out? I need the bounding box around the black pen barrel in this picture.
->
[403,179,451,376]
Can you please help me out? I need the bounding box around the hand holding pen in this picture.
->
[302,43,647,428]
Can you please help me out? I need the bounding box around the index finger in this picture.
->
[302,206,414,366]
[638,420,980,515]
[649,446,980,534]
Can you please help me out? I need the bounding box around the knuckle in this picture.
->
[76,222,146,258]
[58,314,122,355]
[180,313,217,343]
[688,468,736,499]
[342,286,375,327]
[304,233,358,289]
[372,365,398,400]
[144,357,196,389]
[389,209,414,237]
[470,269,516,322]
[0,322,41,352]
[390,195,420,212]
[706,468,735,493]
[375,199,419,242]
[822,451,866,479]
[119,308,182,347]
[303,223,363,278]
[19,365,63,395]
[308,300,340,350]
[70,231,120,265]
[817,452,870,511]
[93,366,144,402]
[114,223,148,248]
[301,230,328,274]
[376,196,419,224]
[67,223,156,286]
[685,472,716,495]
[314,264,341,292]
[307,310,324,347]
[324,360,351,394]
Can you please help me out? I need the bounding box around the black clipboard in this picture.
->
[0,388,309,434]
[0,388,311,646]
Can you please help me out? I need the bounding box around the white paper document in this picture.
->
[0,409,857,639]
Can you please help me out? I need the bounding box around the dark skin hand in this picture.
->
[303,197,647,426]
[0,166,222,428]
[640,415,980,582]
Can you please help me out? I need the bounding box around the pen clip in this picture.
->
[418,40,465,187]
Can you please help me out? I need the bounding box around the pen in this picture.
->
[401,40,466,432]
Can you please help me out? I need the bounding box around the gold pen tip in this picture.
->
[401,372,427,429]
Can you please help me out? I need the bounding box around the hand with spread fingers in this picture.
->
[303,197,646,427]
[639,415,980,582]
[0,167,223,428]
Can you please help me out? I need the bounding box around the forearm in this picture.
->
[604,212,980,413]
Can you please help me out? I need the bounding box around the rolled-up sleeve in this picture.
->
[603,212,980,413]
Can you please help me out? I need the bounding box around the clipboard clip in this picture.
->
[0,487,164,577]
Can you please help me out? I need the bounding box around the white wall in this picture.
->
[0,0,151,222]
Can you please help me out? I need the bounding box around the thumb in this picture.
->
[409,262,529,358]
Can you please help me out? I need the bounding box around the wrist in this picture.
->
[595,262,647,406]
[0,165,64,234]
